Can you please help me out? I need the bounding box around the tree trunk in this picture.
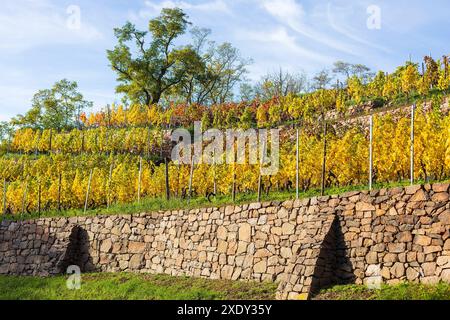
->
[165,157,170,201]
[152,92,162,105]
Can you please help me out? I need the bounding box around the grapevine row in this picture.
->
[1,108,449,215]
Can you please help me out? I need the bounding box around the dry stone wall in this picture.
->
[0,183,449,299]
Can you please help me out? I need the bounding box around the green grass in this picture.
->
[2,178,449,222]
[2,274,448,300]
[0,273,278,300]
[315,282,450,300]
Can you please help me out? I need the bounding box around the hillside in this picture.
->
[1,56,450,218]
[1,104,450,217]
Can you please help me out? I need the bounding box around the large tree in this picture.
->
[199,42,250,105]
[167,28,250,105]
[12,79,92,131]
[108,8,203,106]
[108,9,250,107]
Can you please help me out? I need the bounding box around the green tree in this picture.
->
[12,79,92,131]
[173,28,251,105]
[108,8,210,106]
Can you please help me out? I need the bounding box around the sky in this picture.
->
[1,0,449,121]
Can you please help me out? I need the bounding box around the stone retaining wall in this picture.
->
[1,183,449,299]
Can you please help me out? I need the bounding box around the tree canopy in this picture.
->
[11,79,92,131]
[249,69,308,101]
[107,8,250,107]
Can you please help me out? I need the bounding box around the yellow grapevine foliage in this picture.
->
[10,127,164,156]
[1,107,449,215]
[70,56,450,129]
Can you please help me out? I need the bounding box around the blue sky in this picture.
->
[1,0,449,121]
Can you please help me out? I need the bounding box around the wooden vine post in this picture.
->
[165,157,170,201]
[296,128,300,200]
[137,156,143,204]
[257,139,266,203]
[213,149,217,196]
[321,121,328,197]
[369,116,374,191]
[107,161,114,209]
[49,129,53,154]
[410,104,415,186]
[37,180,42,217]
[81,129,85,153]
[147,127,152,158]
[232,168,236,203]
[21,179,29,216]
[2,179,7,215]
[84,169,93,214]
[161,126,170,202]
[57,172,62,211]
[188,151,195,202]
[232,146,237,203]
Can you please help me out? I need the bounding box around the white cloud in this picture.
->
[0,0,102,53]
[325,3,391,54]
[261,0,304,21]
[259,0,362,56]
[240,27,333,66]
